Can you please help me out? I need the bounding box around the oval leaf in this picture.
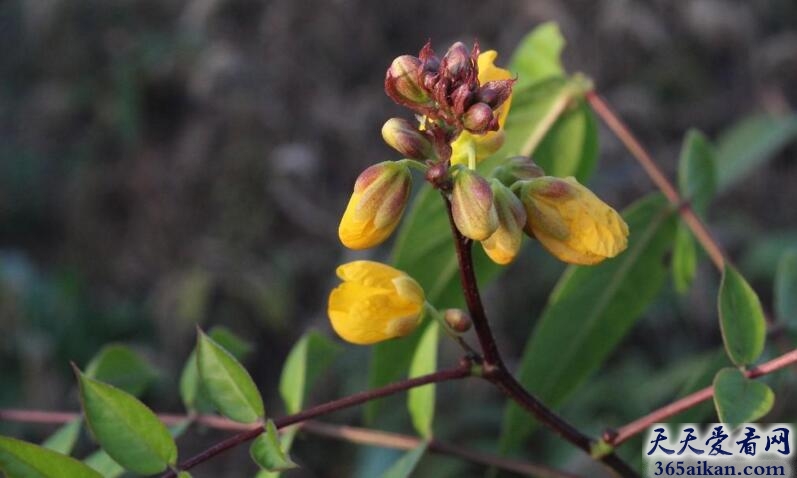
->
[678,130,716,215]
[500,194,677,453]
[718,266,766,366]
[180,326,252,412]
[41,419,81,455]
[716,114,797,192]
[407,321,439,438]
[508,21,565,89]
[279,330,341,415]
[775,249,797,326]
[249,421,297,472]
[713,368,774,428]
[672,224,697,294]
[83,450,124,478]
[85,344,157,397]
[196,329,264,423]
[75,367,177,475]
[0,436,103,478]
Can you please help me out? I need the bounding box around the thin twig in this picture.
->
[441,195,639,478]
[585,91,726,271]
[160,361,472,477]
[302,421,582,478]
[442,193,504,367]
[608,348,797,446]
[0,409,577,478]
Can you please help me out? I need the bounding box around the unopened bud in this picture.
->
[451,168,498,241]
[519,176,629,265]
[477,80,514,110]
[462,103,496,133]
[481,179,527,265]
[338,161,412,250]
[385,55,431,107]
[493,156,546,186]
[443,309,472,333]
[442,42,472,78]
[381,118,434,160]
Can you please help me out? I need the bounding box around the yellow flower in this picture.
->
[520,176,629,265]
[338,161,411,250]
[328,261,425,345]
[450,50,513,167]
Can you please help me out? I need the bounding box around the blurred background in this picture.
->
[1,0,796,476]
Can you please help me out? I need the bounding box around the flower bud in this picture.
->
[519,176,629,265]
[328,261,425,345]
[451,168,498,241]
[385,55,431,107]
[493,156,545,186]
[381,118,434,160]
[477,80,514,110]
[481,179,527,265]
[442,42,472,79]
[443,308,472,333]
[462,102,496,133]
[338,161,411,250]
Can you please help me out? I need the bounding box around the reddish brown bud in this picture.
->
[442,42,471,78]
[443,309,472,333]
[477,79,514,110]
[381,118,434,160]
[462,103,495,133]
[385,55,431,108]
[451,84,474,116]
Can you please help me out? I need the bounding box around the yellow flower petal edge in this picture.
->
[328,261,425,345]
[521,176,629,265]
[450,50,513,167]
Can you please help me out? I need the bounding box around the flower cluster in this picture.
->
[329,41,630,345]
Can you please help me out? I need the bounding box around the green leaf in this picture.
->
[407,321,439,438]
[75,367,177,475]
[253,427,299,478]
[180,326,252,412]
[508,21,565,89]
[41,419,81,455]
[196,329,265,423]
[279,330,341,414]
[775,249,797,326]
[0,436,102,478]
[379,443,428,478]
[500,194,677,453]
[677,130,716,215]
[718,265,766,366]
[249,421,297,472]
[83,450,124,478]
[713,368,774,428]
[85,344,157,397]
[715,114,797,192]
[178,472,193,478]
[534,99,598,182]
[499,78,598,182]
[672,224,697,295]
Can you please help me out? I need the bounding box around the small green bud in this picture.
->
[381,118,434,160]
[451,168,498,241]
[493,156,546,186]
[443,308,472,333]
